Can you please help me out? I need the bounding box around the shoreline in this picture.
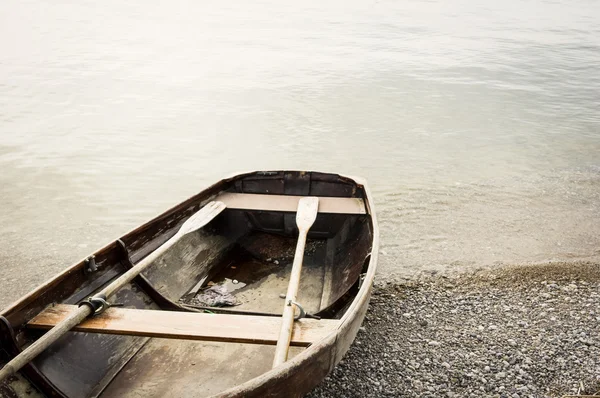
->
[308,261,600,398]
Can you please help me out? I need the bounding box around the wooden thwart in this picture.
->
[216,193,366,214]
[28,305,340,347]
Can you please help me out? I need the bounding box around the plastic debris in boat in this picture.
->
[188,285,239,307]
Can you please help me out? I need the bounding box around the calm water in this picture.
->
[1,0,599,308]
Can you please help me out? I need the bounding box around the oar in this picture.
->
[0,200,226,382]
[272,197,319,367]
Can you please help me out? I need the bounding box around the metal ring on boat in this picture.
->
[289,300,306,321]
[79,295,122,316]
[79,296,108,316]
[89,297,110,315]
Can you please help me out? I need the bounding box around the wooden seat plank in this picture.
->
[28,305,340,347]
[216,193,366,214]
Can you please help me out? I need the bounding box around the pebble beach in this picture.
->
[308,262,600,398]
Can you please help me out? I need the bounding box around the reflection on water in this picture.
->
[1,0,599,308]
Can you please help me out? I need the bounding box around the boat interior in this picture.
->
[0,171,374,398]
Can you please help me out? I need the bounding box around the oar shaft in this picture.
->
[272,229,308,367]
[100,235,177,298]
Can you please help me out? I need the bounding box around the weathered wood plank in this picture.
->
[28,305,340,347]
[216,193,366,214]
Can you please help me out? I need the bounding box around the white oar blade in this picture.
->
[179,201,226,235]
[296,197,319,231]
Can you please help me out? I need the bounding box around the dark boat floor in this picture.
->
[100,233,330,397]
[185,234,328,315]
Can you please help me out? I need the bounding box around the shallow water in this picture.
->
[1,0,599,308]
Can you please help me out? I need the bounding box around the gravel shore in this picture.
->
[308,262,600,398]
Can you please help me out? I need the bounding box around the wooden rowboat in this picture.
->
[0,171,379,398]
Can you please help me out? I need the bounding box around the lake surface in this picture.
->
[1,0,599,308]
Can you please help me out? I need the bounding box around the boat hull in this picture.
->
[0,171,379,398]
